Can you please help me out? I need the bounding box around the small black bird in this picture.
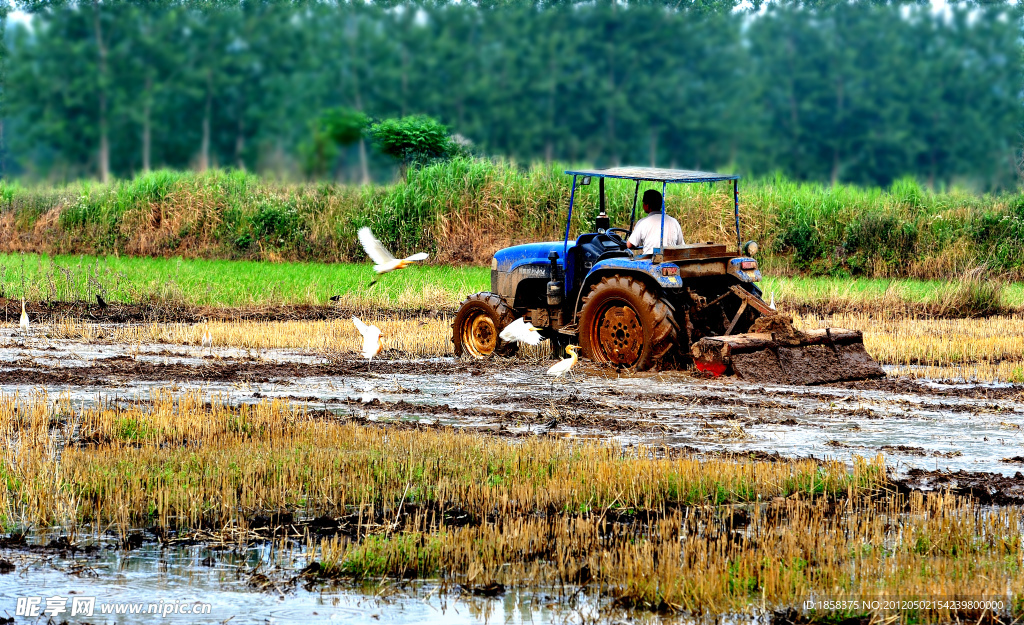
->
[96,294,108,309]
[329,295,341,302]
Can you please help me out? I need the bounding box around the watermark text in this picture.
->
[16,595,213,618]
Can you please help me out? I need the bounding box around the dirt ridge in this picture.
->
[0,297,452,324]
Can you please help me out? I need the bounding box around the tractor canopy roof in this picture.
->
[564,166,740,184]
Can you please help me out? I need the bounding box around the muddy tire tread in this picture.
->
[451,292,518,358]
[579,276,677,370]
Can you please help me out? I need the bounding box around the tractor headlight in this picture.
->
[742,241,759,256]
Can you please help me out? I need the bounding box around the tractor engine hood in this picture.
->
[492,242,572,273]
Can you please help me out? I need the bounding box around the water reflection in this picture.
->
[0,533,640,624]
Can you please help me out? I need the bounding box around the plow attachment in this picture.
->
[691,327,884,385]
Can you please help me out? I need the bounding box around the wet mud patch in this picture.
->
[0,533,99,557]
[0,356,499,386]
[606,380,1020,410]
[1,530,586,624]
[487,388,614,411]
[696,449,790,462]
[894,468,1024,505]
[836,377,1024,400]
[825,441,964,458]
[320,398,675,435]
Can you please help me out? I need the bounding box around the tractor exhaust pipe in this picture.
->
[546,251,563,306]
[595,177,610,233]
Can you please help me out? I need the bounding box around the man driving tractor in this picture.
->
[626,189,684,255]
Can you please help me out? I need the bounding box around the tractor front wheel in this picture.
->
[452,292,517,359]
[579,276,677,371]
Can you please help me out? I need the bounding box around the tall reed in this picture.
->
[1,163,1020,279]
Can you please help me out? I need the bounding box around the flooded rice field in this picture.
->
[1,325,1022,478]
[3,321,1024,624]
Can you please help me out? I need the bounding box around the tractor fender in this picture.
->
[726,257,762,283]
[588,257,684,292]
[570,259,680,319]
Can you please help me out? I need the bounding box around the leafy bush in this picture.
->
[778,222,825,268]
[251,200,304,248]
[370,115,464,167]
[969,197,1024,272]
[844,212,919,273]
[321,107,369,146]
[298,120,340,179]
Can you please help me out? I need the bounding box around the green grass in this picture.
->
[761,274,1024,309]
[325,532,445,579]
[0,253,489,309]
[3,251,1022,313]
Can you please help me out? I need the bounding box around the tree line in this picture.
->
[1,0,1020,190]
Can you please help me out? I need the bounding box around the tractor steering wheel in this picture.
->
[605,227,631,242]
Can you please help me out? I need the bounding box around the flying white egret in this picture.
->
[546,345,580,380]
[499,317,543,346]
[19,299,29,335]
[769,292,776,311]
[352,316,383,370]
[357,228,429,281]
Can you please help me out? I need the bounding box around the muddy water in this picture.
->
[0,533,626,624]
[1,330,1022,476]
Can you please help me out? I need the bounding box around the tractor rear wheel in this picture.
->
[452,292,518,359]
[579,276,677,371]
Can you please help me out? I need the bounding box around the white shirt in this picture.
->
[627,212,685,255]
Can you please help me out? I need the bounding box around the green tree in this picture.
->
[1,0,1019,188]
[297,117,338,180]
[370,114,461,173]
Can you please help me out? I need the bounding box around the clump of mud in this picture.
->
[750,314,803,345]
[728,314,884,385]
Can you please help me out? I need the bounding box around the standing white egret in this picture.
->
[546,345,580,380]
[769,292,776,311]
[499,317,543,346]
[19,299,29,335]
[201,326,213,353]
[357,228,428,284]
[352,316,383,370]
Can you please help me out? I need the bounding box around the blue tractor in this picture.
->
[451,167,882,384]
